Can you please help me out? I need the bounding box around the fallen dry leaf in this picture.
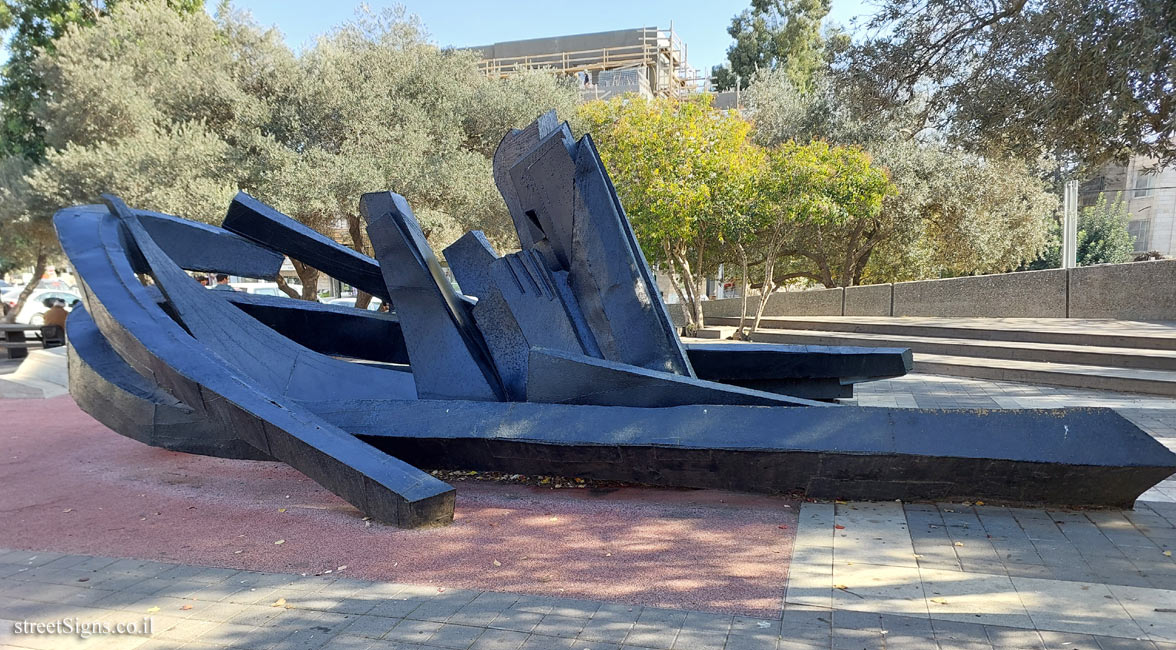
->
[834,584,848,590]
[278,508,287,513]
[271,598,286,608]
[146,606,160,613]
[180,605,193,611]
[1165,551,1172,557]
[975,501,985,506]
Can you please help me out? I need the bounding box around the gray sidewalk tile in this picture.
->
[1036,630,1100,649]
[984,625,1045,649]
[426,622,485,648]
[337,614,401,639]
[531,614,589,638]
[385,618,444,644]
[622,622,679,649]
[471,628,529,649]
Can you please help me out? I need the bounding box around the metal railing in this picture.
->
[476,26,696,98]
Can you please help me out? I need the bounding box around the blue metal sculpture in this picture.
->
[54,113,1176,528]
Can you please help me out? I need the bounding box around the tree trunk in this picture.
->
[4,252,47,324]
[671,248,704,331]
[274,273,301,299]
[290,259,320,301]
[346,214,374,310]
[694,243,706,327]
[749,254,776,337]
[662,247,697,333]
[734,242,751,339]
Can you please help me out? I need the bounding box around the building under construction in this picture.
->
[471,26,701,101]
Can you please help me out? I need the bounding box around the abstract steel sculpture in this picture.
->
[55,112,1176,528]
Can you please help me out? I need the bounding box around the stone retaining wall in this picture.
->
[700,259,1176,321]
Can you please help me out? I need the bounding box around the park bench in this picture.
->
[1,323,65,360]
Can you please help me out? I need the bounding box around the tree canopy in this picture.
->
[844,0,1176,168]
[0,0,202,160]
[746,69,1056,284]
[713,0,847,92]
[0,0,577,312]
[736,140,891,334]
[576,95,761,330]
[1029,193,1137,269]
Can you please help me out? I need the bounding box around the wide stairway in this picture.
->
[699,316,1176,396]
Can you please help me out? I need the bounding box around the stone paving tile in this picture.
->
[1036,629,1101,649]
[425,622,485,648]
[336,614,401,639]
[471,627,529,649]
[9,472,1176,650]
[383,618,444,644]
[833,502,917,568]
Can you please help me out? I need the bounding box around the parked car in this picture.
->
[227,282,303,297]
[4,288,82,325]
[324,296,384,311]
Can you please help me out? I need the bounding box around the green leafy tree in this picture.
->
[576,95,760,331]
[0,0,201,161]
[0,0,203,320]
[1031,193,1136,269]
[5,1,578,310]
[713,0,847,92]
[845,0,1176,168]
[746,69,1055,283]
[269,6,577,301]
[739,140,892,335]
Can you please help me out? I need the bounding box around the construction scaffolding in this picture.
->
[472,26,701,100]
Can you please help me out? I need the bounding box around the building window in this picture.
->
[1133,173,1155,198]
[1127,219,1151,252]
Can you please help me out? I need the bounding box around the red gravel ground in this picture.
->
[0,397,798,616]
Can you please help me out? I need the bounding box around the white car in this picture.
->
[3,288,82,325]
[325,296,384,311]
[226,282,303,297]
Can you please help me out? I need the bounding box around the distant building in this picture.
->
[1081,155,1176,256]
[470,27,701,101]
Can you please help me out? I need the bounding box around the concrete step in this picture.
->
[0,347,68,399]
[706,316,1176,351]
[912,353,1176,397]
[741,328,1176,372]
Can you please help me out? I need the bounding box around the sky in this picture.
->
[210,0,874,74]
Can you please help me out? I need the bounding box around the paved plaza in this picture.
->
[3,371,1176,648]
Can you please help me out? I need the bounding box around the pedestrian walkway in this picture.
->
[10,496,1176,649]
[5,375,1176,648]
